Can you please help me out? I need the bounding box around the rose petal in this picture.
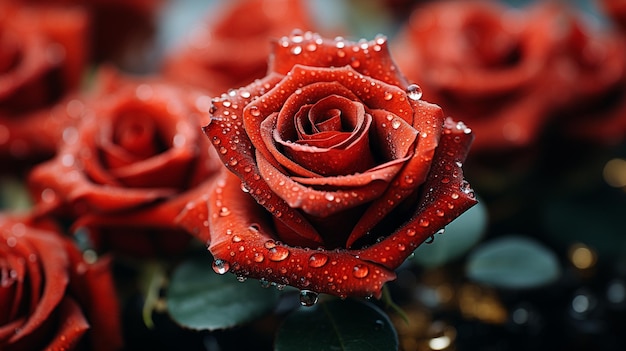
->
[256,150,389,218]
[269,31,408,88]
[43,298,89,351]
[7,227,69,346]
[245,66,413,173]
[202,171,396,298]
[204,76,324,245]
[355,118,477,269]
[347,100,443,246]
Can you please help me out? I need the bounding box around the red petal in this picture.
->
[347,100,443,245]
[206,171,396,298]
[356,118,477,269]
[204,76,323,245]
[43,298,89,351]
[269,31,408,88]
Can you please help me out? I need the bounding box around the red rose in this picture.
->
[12,0,161,69]
[551,7,626,145]
[178,32,476,298]
[392,1,576,152]
[0,214,122,351]
[28,69,223,256]
[600,0,626,31]
[0,2,88,161]
[162,0,313,94]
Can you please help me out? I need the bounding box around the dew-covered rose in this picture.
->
[0,214,122,351]
[178,32,476,298]
[392,1,589,152]
[162,0,313,94]
[28,69,223,256]
[0,2,87,161]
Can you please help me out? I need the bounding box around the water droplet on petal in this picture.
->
[384,92,393,101]
[212,259,230,274]
[308,253,329,268]
[407,84,423,100]
[299,290,319,306]
[352,264,369,278]
[419,218,430,227]
[391,120,401,129]
[250,106,261,117]
[268,246,290,261]
[254,253,264,262]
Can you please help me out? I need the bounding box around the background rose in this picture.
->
[0,2,88,163]
[12,0,161,71]
[27,69,223,256]
[162,0,313,95]
[179,32,476,298]
[392,1,577,152]
[0,214,122,351]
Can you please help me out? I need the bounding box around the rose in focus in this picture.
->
[179,32,476,298]
[28,69,223,256]
[0,214,121,351]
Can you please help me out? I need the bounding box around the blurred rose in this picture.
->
[0,2,88,162]
[0,214,122,351]
[162,0,313,94]
[28,69,223,256]
[392,1,590,152]
[12,0,161,70]
[600,0,626,31]
[178,32,476,298]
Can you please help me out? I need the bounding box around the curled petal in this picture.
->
[202,172,396,298]
[348,100,443,246]
[204,76,323,246]
[270,31,408,88]
[356,118,477,269]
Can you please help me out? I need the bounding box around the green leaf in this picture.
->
[275,298,398,351]
[166,258,279,330]
[413,198,488,267]
[466,235,561,289]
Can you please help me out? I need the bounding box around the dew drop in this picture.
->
[236,276,247,282]
[308,253,329,268]
[212,259,230,274]
[299,290,319,307]
[407,84,423,100]
[249,106,261,117]
[384,92,393,101]
[324,193,335,201]
[264,240,276,249]
[353,264,369,278]
[232,235,242,243]
[418,218,430,227]
[268,246,290,261]
[254,253,265,263]
[291,46,302,55]
[41,188,56,203]
[391,119,401,129]
[219,207,231,217]
[407,228,416,237]
[240,182,250,193]
[436,209,445,217]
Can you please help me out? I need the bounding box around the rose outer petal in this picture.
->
[196,171,396,298]
[269,31,408,88]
